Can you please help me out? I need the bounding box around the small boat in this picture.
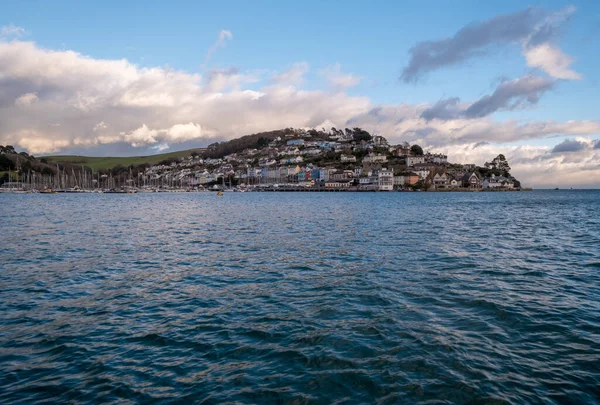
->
[217,191,223,196]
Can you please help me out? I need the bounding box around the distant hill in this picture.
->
[202,128,318,159]
[7,127,349,172]
[43,127,330,170]
[45,148,206,171]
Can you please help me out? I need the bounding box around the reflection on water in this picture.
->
[1,191,599,403]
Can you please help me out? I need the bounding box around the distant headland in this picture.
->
[1,128,526,192]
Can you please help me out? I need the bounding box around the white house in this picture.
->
[301,148,321,156]
[378,169,394,191]
[482,174,514,189]
[432,173,450,188]
[363,153,387,163]
[393,175,407,187]
[406,156,426,166]
[427,154,448,164]
[279,156,304,165]
[340,154,357,163]
[414,169,430,181]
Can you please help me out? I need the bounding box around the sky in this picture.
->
[1,0,599,187]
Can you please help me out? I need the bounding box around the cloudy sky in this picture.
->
[1,0,599,187]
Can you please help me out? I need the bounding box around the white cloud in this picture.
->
[206,29,232,61]
[122,124,160,147]
[165,122,204,142]
[0,40,598,187]
[523,43,581,80]
[9,130,71,154]
[203,67,262,92]
[320,63,362,89]
[15,92,38,107]
[272,62,310,86]
[93,121,108,131]
[119,123,214,147]
[1,24,25,38]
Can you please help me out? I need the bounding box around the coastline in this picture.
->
[0,187,533,194]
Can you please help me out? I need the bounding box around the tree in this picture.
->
[0,154,13,170]
[41,166,55,176]
[410,144,424,156]
[2,145,16,154]
[256,137,269,148]
[485,154,511,175]
[352,127,372,142]
[412,179,425,190]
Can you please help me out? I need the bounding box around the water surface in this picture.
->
[1,191,599,403]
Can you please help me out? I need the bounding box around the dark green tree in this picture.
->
[352,128,372,142]
[485,154,511,174]
[0,154,13,170]
[256,137,269,148]
[410,144,424,156]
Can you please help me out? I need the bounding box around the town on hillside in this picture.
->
[0,128,522,192]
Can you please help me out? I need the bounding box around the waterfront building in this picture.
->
[378,169,394,191]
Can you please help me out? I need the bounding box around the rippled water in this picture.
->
[1,191,599,404]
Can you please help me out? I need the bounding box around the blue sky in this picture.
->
[4,0,599,113]
[1,0,599,186]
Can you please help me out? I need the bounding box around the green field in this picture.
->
[45,148,205,171]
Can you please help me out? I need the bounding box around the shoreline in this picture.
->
[0,187,533,194]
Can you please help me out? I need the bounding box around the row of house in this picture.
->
[143,132,518,190]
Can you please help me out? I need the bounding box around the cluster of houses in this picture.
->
[140,130,518,191]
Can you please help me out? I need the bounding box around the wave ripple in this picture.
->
[1,191,599,403]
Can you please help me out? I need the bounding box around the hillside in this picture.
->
[43,127,330,170]
[45,148,206,171]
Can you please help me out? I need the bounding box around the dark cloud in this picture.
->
[420,98,461,121]
[551,139,587,153]
[473,141,489,148]
[401,6,574,82]
[595,139,600,149]
[464,76,554,118]
[421,76,554,120]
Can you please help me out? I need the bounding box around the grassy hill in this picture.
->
[45,148,206,171]
[30,128,337,171]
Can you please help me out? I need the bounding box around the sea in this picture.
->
[1,191,599,404]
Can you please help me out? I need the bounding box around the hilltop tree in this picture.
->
[0,154,13,170]
[485,154,511,175]
[0,145,16,154]
[410,144,424,156]
[352,128,372,142]
[330,127,341,137]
